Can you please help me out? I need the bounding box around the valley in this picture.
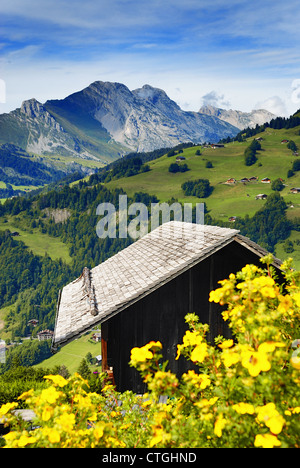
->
[0,94,299,373]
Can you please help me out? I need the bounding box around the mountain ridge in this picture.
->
[0,81,276,167]
[198,104,275,130]
[0,81,241,162]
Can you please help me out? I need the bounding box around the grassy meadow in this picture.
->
[34,331,101,374]
[0,216,71,263]
[105,127,300,222]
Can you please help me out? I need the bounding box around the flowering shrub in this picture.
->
[1,256,300,448]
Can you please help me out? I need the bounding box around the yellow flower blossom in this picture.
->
[195,397,218,409]
[93,422,105,440]
[241,348,271,377]
[45,428,61,444]
[44,374,68,387]
[149,427,171,447]
[182,370,211,389]
[0,401,18,416]
[56,412,76,432]
[39,386,61,404]
[17,389,34,401]
[209,288,223,303]
[254,433,281,448]
[232,402,255,415]
[42,405,53,421]
[222,349,240,368]
[292,292,300,307]
[190,342,208,363]
[130,343,153,363]
[256,403,285,434]
[291,355,300,370]
[17,433,37,447]
[214,414,227,437]
[218,339,234,349]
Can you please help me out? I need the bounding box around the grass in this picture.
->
[35,331,101,374]
[0,217,72,263]
[105,126,300,222]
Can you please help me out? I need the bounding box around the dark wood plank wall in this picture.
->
[104,241,281,393]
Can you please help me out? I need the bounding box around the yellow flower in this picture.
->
[232,402,255,415]
[222,349,240,368]
[182,370,211,389]
[218,339,234,349]
[48,429,60,444]
[93,422,105,440]
[277,294,293,313]
[17,433,37,447]
[56,412,76,432]
[176,331,203,360]
[39,386,61,404]
[42,405,53,421]
[190,342,208,363]
[0,401,18,416]
[3,431,18,444]
[195,397,218,409]
[149,427,171,447]
[130,345,153,365]
[256,403,285,434]
[44,374,68,387]
[254,433,281,448]
[241,349,271,377]
[209,288,224,303]
[182,330,203,347]
[292,292,300,307]
[18,389,34,401]
[214,414,227,437]
[291,355,300,370]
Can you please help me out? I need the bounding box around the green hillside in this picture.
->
[104,126,300,222]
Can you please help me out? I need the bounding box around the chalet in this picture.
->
[240,178,249,183]
[52,222,282,393]
[281,139,289,144]
[37,329,53,341]
[225,178,236,184]
[92,332,101,342]
[261,178,271,183]
[249,177,258,182]
[27,319,39,327]
[255,194,268,200]
[228,217,236,222]
[211,144,224,149]
[176,156,186,162]
[290,188,300,194]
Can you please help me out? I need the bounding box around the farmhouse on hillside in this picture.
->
[261,177,271,183]
[52,221,282,393]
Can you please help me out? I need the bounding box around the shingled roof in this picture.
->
[52,221,281,350]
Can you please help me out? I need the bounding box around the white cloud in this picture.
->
[254,96,287,117]
[200,91,230,109]
[291,79,300,105]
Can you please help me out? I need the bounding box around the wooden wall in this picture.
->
[103,241,280,393]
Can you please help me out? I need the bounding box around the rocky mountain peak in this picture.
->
[198,105,275,130]
[20,98,45,118]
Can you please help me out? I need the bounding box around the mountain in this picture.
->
[45,82,241,153]
[0,82,240,164]
[198,105,275,130]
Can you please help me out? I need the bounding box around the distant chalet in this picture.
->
[52,221,282,393]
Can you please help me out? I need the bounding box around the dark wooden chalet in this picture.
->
[52,222,282,393]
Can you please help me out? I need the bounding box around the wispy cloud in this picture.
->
[1,0,300,115]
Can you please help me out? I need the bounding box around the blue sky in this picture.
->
[1,0,300,115]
